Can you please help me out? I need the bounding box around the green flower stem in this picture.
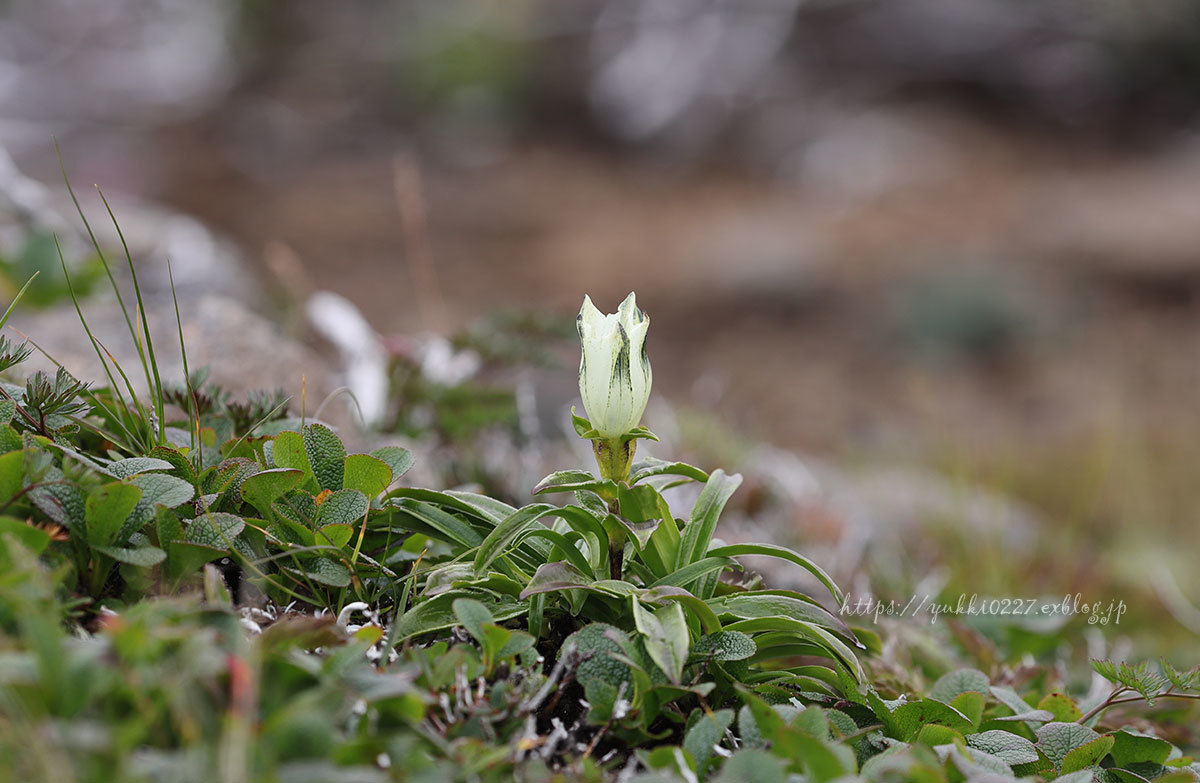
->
[591,436,636,580]
[605,497,626,580]
[592,437,636,484]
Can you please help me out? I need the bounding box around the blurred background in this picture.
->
[2,0,1200,660]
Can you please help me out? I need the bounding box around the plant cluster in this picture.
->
[0,176,1196,780]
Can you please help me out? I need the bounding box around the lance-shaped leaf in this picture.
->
[706,542,843,604]
[629,457,709,486]
[473,503,601,576]
[676,470,742,569]
[533,470,616,497]
[633,598,689,683]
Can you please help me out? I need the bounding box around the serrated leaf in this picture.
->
[1160,659,1200,692]
[1090,660,1168,699]
[274,490,318,530]
[919,723,966,745]
[1054,771,1101,783]
[148,445,196,485]
[155,500,182,538]
[303,423,345,491]
[946,746,1013,777]
[968,730,1041,766]
[991,685,1054,728]
[691,631,756,662]
[931,668,989,702]
[106,457,172,478]
[29,480,85,533]
[342,453,392,498]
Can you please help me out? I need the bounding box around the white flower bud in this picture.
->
[577,292,652,439]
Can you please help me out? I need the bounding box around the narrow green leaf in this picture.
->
[633,599,689,683]
[393,591,524,641]
[388,498,484,547]
[706,542,843,604]
[652,556,737,590]
[677,470,742,569]
[533,470,615,496]
[519,560,592,598]
[629,458,709,485]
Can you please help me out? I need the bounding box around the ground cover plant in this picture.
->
[0,184,1197,781]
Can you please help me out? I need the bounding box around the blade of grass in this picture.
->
[167,259,197,455]
[0,271,39,331]
[53,140,141,354]
[97,186,165,445]
[53,235,150,451]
